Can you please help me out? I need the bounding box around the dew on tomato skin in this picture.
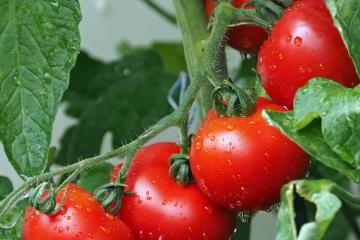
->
[209,135,216,141]
[88,232,95,239]
[146,196,152,200]
[298,66,305,73]
[100,225,111,234]
[195,141,202,150]
[204,206,214,215]
[58,227,64,233]
[319,63,325,70]
[294,36,302,46]
[278,53,284,60]
[286,34,292,43]
[146,191,150,195]
[226,124,235,131]
[195,164,201,171]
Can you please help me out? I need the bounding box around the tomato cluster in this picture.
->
[22,0,359,239]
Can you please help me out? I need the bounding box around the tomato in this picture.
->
[112,142,237,240]
[205,0,268,54]
[257,0,359,109]
[190,98,309,212]
[22,183,133,240]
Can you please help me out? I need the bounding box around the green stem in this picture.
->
[141,0,177,25]
[201,1,236,106]
[179,118,189,154]
[232,218,251,240]
[341,204,360,239]
[172,0,213,120]
[333,185,360,209]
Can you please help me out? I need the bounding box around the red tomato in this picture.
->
[112,142,237,240]
[190,98,309,212]
[205,0,268,54]
[257,0,359,109]
[22,183,133,240]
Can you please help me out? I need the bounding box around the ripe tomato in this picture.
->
[257,0,359,109]
[22,183,133,240]
[205,0,268,54]
[190,98,309,212]
[112,142,237,240]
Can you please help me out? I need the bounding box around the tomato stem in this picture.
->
[141,0,177,25]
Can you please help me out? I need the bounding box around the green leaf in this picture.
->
[0,0,81,177]
[263,111,360,182]
[0,199,27,240]
[117,41,186,75]
[0,176,13,201]
[276,180,342,240]
[77,163,113,192]
[56,49,176,165]
[63,51,105,118]
[293,78,360,166]
[326,0,360,76]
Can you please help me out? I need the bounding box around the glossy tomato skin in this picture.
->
[113,142,237,240]
[258,0,359,109]
[205,0,268,54]
[190,98,309,212]
[22,183,133,240]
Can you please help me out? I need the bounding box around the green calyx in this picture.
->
[28,182,67,215]
[233,0,294,31]
[169,153,194,185]
[94,169,134,215]
[212,76,261,117]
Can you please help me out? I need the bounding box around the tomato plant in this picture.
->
[22,184,133,240]
[205,0,268,54]
[257,0,360,109]
[0,0,359,240]
[190,98,309,211]
[111,143,237,240]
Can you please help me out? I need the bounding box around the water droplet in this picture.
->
[227,159,232,166]
[319,63,325,70]
[161,200,167,206]
[100,226,111,234]
[195,142,202,150]
[193,165,201,172]
[88,232,94,239]
[58,227,64,233]
[294,36,302,46]
[286,34,292,43]
[226,124,235,131]
[146,196,152,200]
[204,206,213,214]
[210,135,216,141]
[298,66,305,73]
[146,191,150,195]
[278,53,284,60]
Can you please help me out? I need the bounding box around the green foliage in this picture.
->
[0,177,13,201]
[275,180,342,240]
[56,49,177,165]
[263,78,360,182]
[77,163,114,192]
[0,199,27,240]
[326,0,360,75]
[117,41,187,74]
[294,79,360,166]
[0,0,81,177]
